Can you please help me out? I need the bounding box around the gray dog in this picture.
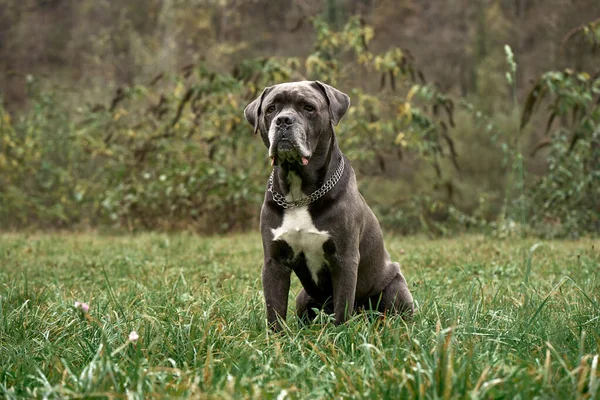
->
[244,81,413,330]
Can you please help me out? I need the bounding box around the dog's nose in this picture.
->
[275,115,295,127]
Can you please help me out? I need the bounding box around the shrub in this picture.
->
[522,69,600,237]
[1,17,598,236]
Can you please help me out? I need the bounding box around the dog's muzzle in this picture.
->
[269,113,310,166]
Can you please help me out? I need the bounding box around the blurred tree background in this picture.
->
[0,0,599,237]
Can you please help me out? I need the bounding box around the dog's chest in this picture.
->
[271,207,329,283]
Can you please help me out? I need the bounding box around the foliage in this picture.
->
[0,84,87,227]
[1,232,599,398]
[308,16,459,175]
[304,17,469,234]
[82,66,268,232]
[0,17,461,233]
[1,15,599,236]
[521,68,600,237]
[0,55,308,231]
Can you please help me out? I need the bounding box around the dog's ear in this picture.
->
[244,86,272,135]
[313,81,350,126]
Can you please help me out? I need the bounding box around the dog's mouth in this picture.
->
[269,137,310,167]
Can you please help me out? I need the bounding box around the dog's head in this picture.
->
[244,81,350,166]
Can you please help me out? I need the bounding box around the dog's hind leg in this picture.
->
[296,289,333,325]
[374,269,414,319]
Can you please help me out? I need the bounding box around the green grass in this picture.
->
[0,233,599,399]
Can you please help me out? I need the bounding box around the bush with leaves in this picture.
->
[1,16,464,233]
[0,84,92,228]
[304,17,467,233]
[82,60,306,232]
[522,68,600,237]
[5,16,597,236]
[513,20,600,238]
[0,60,301,231]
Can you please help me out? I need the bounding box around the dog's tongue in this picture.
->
[302,157,309,166]
[271,156,276,166]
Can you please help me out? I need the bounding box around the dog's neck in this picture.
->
[271,133,342,202]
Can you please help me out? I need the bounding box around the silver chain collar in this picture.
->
[268,157,345,209]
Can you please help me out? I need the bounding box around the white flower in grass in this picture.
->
[128,330,139,342]
[74,301,90,313]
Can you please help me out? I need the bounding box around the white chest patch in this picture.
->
[272,206,329,284]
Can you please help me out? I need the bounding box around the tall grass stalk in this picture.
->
[502,44,528,237]
[503,44,534,310]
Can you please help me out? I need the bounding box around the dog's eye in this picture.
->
[266,105,276,114]
[304,105,315,112]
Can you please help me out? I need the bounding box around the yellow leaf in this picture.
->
[395,132,407,146]
[374,56,383,71]
[397,102,412,123]
[578,72,590,82]
[113,108,128,121]
[228,95,238,109]
[358,53,373,65]
[174,81,185,98]
[364,27,375,43]
[407,85,420,102]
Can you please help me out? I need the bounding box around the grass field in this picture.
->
[0,232,599,399]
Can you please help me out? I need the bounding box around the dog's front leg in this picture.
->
[262,258,291,331]
[330,253,359,325]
